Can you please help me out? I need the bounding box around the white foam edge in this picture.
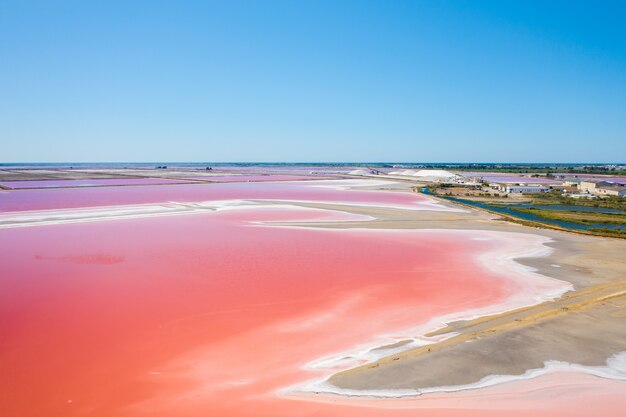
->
[292,179,466,212]
[283,352,626,399]
[0,200,376,229]
[273,228,574,393]
[246,197,465,213]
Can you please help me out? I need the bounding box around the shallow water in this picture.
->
[183,174,330,182]
[0,180,445,212]
[1,182,624,417]
[0,178,194,189]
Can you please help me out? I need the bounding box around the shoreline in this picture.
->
[284,352,626,400]
[2,177,625,407]
[278,228,576,398]
[422,189,626,239]
[264,183,626,401]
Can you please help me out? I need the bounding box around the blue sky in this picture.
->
[1,0,625,163]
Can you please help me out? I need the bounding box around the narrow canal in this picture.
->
[421,189,626,232]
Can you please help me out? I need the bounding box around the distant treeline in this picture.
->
[2,162,624,176]
[414,164,626,176]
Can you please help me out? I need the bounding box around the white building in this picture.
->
[595,184,626,196]
[505,185,550,194]
[562,178,583,188]
[579,180,610,194]
[579,180,626,196]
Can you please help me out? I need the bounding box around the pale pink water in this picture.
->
[551,174,626,184]
[0,180,442,212]
[184,175,332,182]
[459,173,560,184]
[0,178,194,189]
[1,182,623,416]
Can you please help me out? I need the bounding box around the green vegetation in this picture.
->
[509,207,626,226]
[531,190,626,211]
[421,188,626,239]
[589,228,626,238]
[425,183,511,199]
[410,163,626,176]
[479,205,626,239]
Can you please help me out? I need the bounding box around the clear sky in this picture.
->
[1,0,625,163]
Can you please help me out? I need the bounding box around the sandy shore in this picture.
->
[275,183,626,397]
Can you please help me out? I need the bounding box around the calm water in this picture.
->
[2,180,624,416]
[0,182,524,417]
[423,190,626,231]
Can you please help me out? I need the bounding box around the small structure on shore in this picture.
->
[562,178,584,188]
[490,182,549,194]
[505,185,550,194]
[580,180,610,194]
[580,180,626,196]
[595,183,626,197]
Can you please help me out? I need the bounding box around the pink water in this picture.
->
[0,180,443,212]
[184,175,333,182]
[551,174,626,184]
[0,178,194,189]
[1,182,623,417]
[459,173,560,184]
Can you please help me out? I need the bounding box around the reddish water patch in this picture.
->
[1,185,621,417]
[0,205,506,416]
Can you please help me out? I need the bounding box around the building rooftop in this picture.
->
[597,184,625,191]
[580,179,612,185]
